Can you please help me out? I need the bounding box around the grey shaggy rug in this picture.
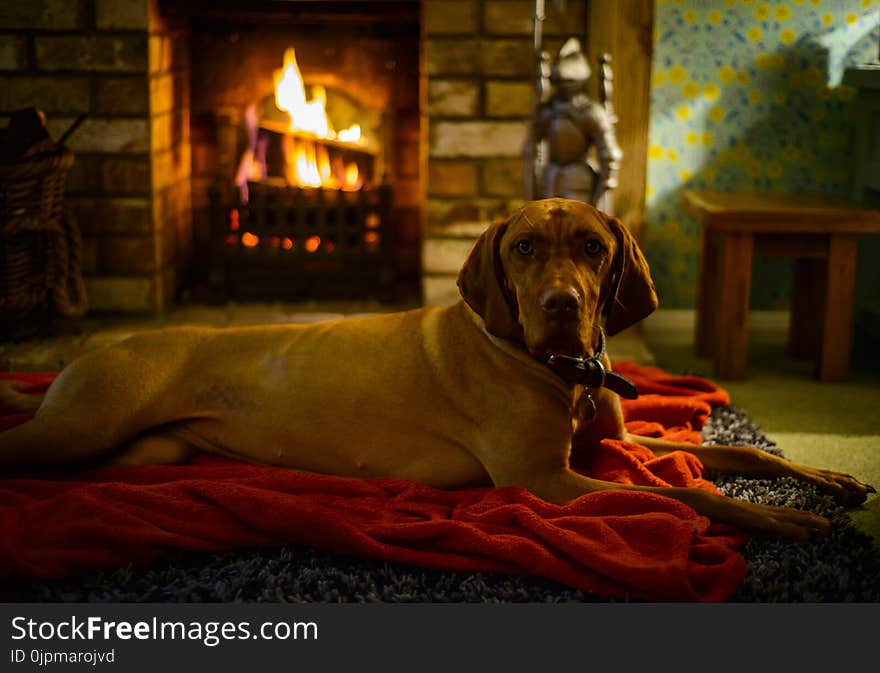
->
[1,405,878,603]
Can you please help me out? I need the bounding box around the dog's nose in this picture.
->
[539,287,581,316]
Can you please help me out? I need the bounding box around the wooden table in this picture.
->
[683,190,880,381]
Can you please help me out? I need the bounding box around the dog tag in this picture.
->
[581,388,597,421]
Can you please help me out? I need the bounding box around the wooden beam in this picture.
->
[586,0,654,233]
[715,232,754,380]
[819,235,858,382]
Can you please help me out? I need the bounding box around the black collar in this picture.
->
[543,327,639,399]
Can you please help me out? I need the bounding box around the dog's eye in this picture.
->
[515,239,533,255]
[584,239,602,256]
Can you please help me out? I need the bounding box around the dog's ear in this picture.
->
[603,216,659,336]
[457,218,520,339]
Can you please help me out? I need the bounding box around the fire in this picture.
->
[274,48,332,137]
[337,124,361,143]
[317,144,333,184]
[343,162,362,191]
[273,48,362,144]
[269,47,367,191]
[283,135,363,190]
[232,46,371,198]
[283,135,321,187]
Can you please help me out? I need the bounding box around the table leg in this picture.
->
[788,258,824,361]
[715,232,753,380]
[695,227,718,357]
[818,234,858,382]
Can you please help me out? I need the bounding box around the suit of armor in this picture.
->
[530,39,622,210]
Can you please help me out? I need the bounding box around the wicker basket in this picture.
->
[0,146,88,339]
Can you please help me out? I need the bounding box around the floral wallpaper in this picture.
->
[645,0,879,308]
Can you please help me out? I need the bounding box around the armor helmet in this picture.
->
[550,38,591,85]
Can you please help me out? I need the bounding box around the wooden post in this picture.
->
[695,227,718,357]
[586,0,653,227]
[715,232,753,380]
[819,234,858,381]
[788,257,825,361]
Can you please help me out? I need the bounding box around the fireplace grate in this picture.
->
[208,181,395,302]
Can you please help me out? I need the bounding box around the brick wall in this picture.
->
[0,0,191,312]
[422,0,587,305]
[148,2,191,310]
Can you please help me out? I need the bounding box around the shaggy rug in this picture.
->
[1,405,878,603]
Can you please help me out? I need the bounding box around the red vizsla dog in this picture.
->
[0,198,872,540]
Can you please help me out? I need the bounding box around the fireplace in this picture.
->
[183,1,422,303]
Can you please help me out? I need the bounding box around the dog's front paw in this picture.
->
[731,500,830,542]
[697,492,830,542]
[788,465,875,507]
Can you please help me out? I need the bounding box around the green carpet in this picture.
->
[638,310,880,545]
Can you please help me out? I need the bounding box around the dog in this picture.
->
[0,198,873,541]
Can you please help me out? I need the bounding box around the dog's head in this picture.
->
[457,198,658,358]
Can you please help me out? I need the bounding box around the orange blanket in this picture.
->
[0,363,747,602]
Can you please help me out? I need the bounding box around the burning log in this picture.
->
[274,126,371,192]
[258,119,378,156]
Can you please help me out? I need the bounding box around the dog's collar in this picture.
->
[543,328,639,400]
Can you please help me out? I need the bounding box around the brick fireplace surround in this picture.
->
[0,0,601,313]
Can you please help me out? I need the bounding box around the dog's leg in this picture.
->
[526,466,831,542]
[0,345,173,469]
[480,418,831,541]
[630,433,875,507]
[578,386,874,507]
[0,415,108,468]
[110,431,197,466]
[0,380,45,411]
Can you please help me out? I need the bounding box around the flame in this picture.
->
[342,162,362,191]
[274,48,333,137]
[294,144,322,187]
[283,135,321,187]
[337,124,361,143]
[282,135,367,191]
[317,144,333,185]
[269,47,368,191]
